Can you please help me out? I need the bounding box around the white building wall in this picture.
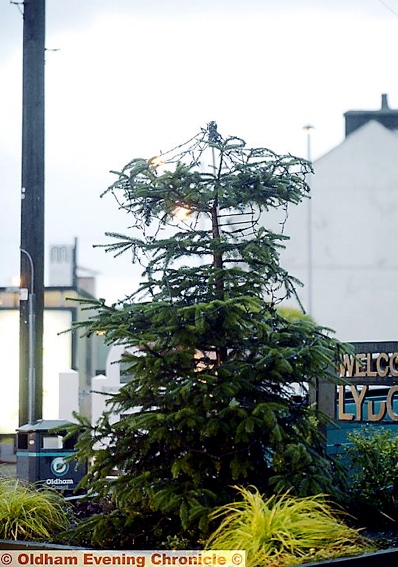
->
[91,345,139,427]
[277,120,398,342]
[58,369,79,421]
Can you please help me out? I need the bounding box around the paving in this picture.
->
[0,437,17,478]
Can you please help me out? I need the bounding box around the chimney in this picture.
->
[344,94,398,137]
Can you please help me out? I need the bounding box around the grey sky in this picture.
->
[1,0,397,302]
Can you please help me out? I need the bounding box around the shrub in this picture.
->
[344,426,398,524]
[205,486,373,567]
[0,479,70,541]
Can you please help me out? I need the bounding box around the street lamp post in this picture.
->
[20,249,35,425]
[303,125,314,315]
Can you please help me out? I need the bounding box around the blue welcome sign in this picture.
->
[317,342,398,456]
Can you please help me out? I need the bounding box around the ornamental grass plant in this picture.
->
[206,486,375,567]
[0,479,70,541]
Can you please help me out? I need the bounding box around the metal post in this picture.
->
[303,125,314,315]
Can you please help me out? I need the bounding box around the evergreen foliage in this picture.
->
[69,124,350,548]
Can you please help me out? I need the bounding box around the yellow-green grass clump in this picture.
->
[206,486,375,567]
[0,479,70,541]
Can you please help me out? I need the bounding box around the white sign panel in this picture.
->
[0,309,72,432]
[49,244,75,286]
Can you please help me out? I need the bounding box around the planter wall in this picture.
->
[0,539,85,550]
[300,547,398,567]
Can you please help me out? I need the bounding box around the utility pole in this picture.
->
[19,0,45,425]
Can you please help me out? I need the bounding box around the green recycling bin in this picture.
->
[16,419,87,491]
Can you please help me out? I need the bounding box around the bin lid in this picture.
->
[17,419,72,433]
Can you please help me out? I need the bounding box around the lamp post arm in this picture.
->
[20,248,34,295]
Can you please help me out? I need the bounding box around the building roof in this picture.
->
[315,118,398,170]
[344,93,398,137]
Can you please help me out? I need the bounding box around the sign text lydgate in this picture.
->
[337,343,398,422]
